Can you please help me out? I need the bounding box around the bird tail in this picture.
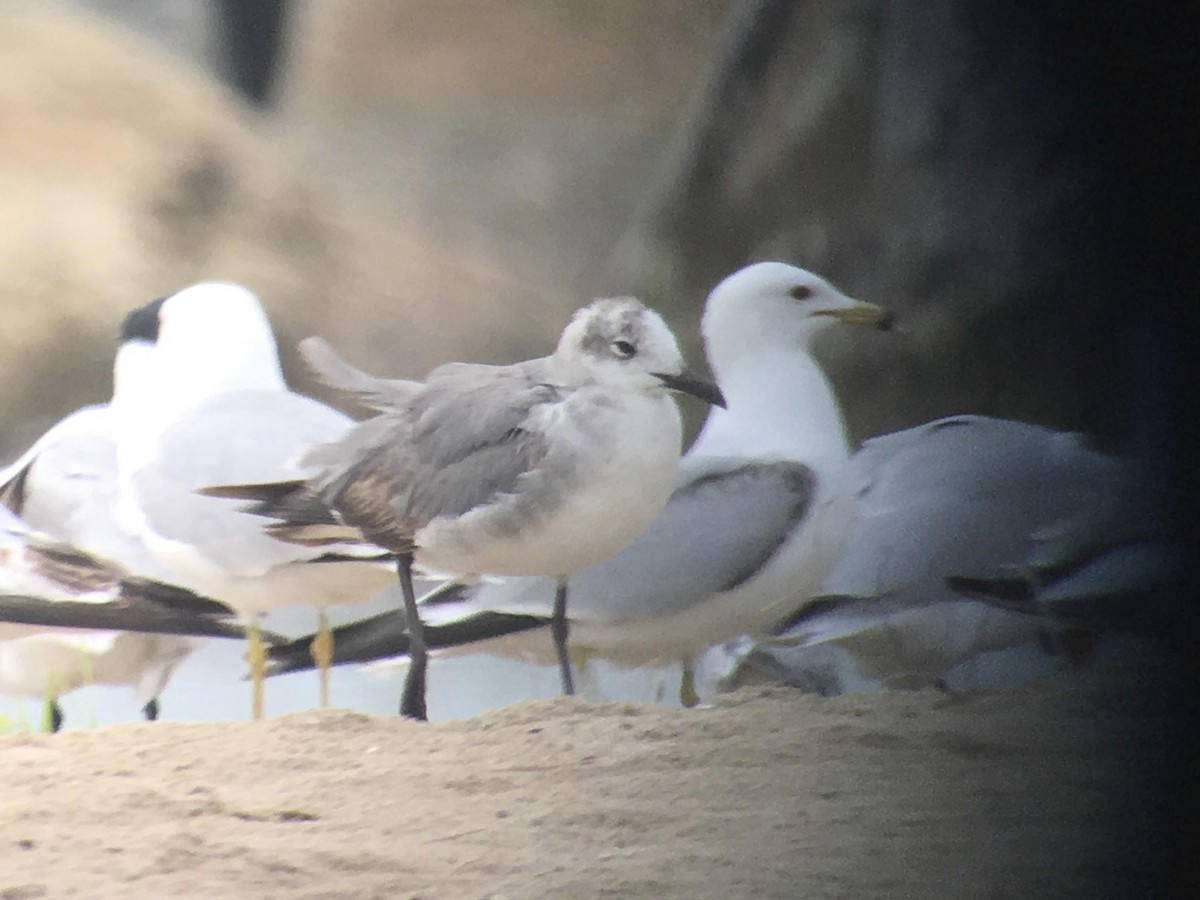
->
[198,480,364,547]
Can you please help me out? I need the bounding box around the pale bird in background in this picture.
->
[112,282,394,719]
[700,413,1181,696]
[0,337,249,728]
[206,296,724,720]
[0,502,250,729]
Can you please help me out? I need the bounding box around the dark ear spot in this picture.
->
[789,285,814,301]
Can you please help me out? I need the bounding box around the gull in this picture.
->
[701,420,1182,695]
[113,282,395,719]
[0,402,194,724]
[0,335,234,726]
[261,262,892,703]
[205,295,725,720]
[943,429,1183,640]
[0,503,252,729]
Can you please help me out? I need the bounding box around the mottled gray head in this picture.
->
[556,297,724,406]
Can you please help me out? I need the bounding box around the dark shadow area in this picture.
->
[213,0,290,107]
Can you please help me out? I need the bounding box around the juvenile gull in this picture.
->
[114,282,394,718]
[208,296,724,720]
[263,263,891,702]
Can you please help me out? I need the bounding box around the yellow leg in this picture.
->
[568,645,594,697]
[311,610,333,708]
[246,616,267,721]
[679,659,700,709]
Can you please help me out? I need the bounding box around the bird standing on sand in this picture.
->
[207,296,723,720]
[0,329,249,727]
[113,283,395,719]
[265,262,893,705]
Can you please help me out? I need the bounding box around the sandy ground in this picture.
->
[0,652,1190,899]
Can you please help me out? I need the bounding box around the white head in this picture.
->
[687,262,892,467]
[701,262,891,380]
[118,281,286,406]
[555,297,724,407]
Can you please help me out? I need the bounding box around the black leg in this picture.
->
[143,698,160,722]
[48,699,64,733]
[397,553,428,721]
[551,578,575,696]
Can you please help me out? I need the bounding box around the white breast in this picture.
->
[417,390,684,579]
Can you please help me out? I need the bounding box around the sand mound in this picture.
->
[0,654,1184,898]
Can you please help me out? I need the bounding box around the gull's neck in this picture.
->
[687,343,851,475]
[111,339,285,481]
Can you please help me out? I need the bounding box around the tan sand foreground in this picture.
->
[0,652,1189,899]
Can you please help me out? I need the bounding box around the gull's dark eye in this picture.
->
[612,339,637,359]
[789,284,814,301]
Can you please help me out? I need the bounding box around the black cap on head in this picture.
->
[119,295,168,344]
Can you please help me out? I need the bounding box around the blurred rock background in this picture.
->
[0,0,1192,478]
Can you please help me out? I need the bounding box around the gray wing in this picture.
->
[822,415,1134,602]
[0,404,111,515]
[743,415,1168,689]
[262,459,816,670]
[853,415,1127,516]
[298,337,422,412]
[0,405,178,577]
[310,360,559,551]
[921,422,1184,636]
[135,388,360,576]
[853,415,1179,624]
[440,460,817,623]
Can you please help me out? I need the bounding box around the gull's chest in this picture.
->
[416,391,684,578]
[549,391,681,480]
[564,394,681,517]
